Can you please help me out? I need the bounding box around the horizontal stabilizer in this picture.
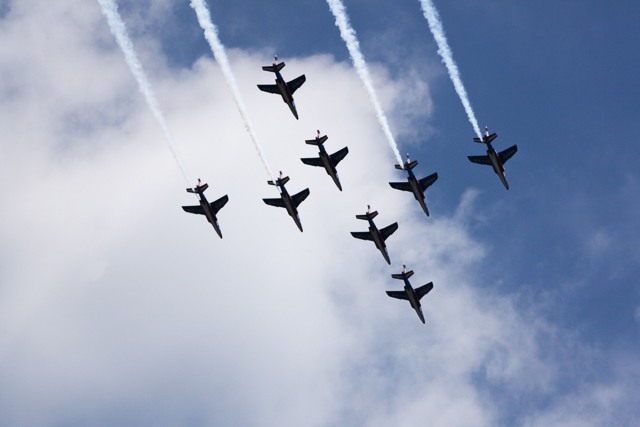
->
[330,147,349,166]
[356,211,378,220]
[350,231,374,241]
[305,135,328,146]
[419,172,438,191]
[300,157,323,167]
[268,176,290,186]
[487,133,497,142]
[386,290,409,301]
[389,181,412,192]
[210,194,229,214]
[473,137,483,143]
[287,75,306,95]
[391,270,414,280]
[257,84,280,94]
[292,188,310,208]
[262,62,285,72]
[498,145,518,164]
[182,205,204,215]
[468,155,492,166]
[380,222,398,241]
[415,282,434,300]
[263,197,286,208]
[186,183,209,193]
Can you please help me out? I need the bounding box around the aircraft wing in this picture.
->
[389,181,412,192]
[415,282,434,300]
[287,75,306,94]
[263,197,285,208]
[380,222,399,241]
[300,157,323,167]
[467,155,491,165]
[291,188,310,208]
[210,194,229,214]
[419,172,438,191]
[350,231,374,241]
[386,290,409,300]
[498,145,518,165]
[182,205,204,215]
[257,84,280,94]
[330,147,349,166]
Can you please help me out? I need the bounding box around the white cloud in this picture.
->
[0,1,638,426]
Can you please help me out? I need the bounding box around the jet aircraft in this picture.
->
[182,179,229,238]
[257,55,306,119]
[350,206,398,265]
[263,172,310,232]
[386,265,433,324]
[389,153,438,216]
[468,127,518,190]
[300,130,349,191]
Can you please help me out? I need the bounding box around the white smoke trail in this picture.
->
[96,0,193,184]
[189,0,275,180]
[419,0,482,139]
[326,0,403,166]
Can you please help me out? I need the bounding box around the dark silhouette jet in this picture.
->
[263,172,310,232]
[257,55,306,119]
[350,206,398,264]
[468,127,518,190]
[386,265,433,324]
[300,130,349,191]
[182,179,229,238]
[389,153,438,216]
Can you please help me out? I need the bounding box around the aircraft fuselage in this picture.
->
[317,145,342,190]
[368,219,390,264]
[279,186,303,232]
[406,169,429,215]
[485,141,509,190]
[197,192,222,238]
[402,279,425,323]
[274,70,298,119]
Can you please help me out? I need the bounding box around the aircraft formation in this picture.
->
[181,55,519,323]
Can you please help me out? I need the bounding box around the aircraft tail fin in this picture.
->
[391,270,414,280]
[305,135,328,146]
[268,176,290,187]
[395,160,418,170]
[187,183,209,193]
[356,211,378,220]
[262,62,285,73]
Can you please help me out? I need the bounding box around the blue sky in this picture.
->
[0,0,639,426]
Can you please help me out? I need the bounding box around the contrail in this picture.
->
[96,0,192,184]
[190,0,275,180]
[326,0,403,166]
[419,0,482,139]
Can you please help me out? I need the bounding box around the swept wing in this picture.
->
[379,222,398,241]
[415,282,434,299]
[291,189,310,207]
[257,84,280,94]
[498,145,518,164]
[329,147,349,166]
[419,173,438,191]
[386,290,409,300]
[287,75,306,94]
[350,231,374,241]
[467,155,492,165]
